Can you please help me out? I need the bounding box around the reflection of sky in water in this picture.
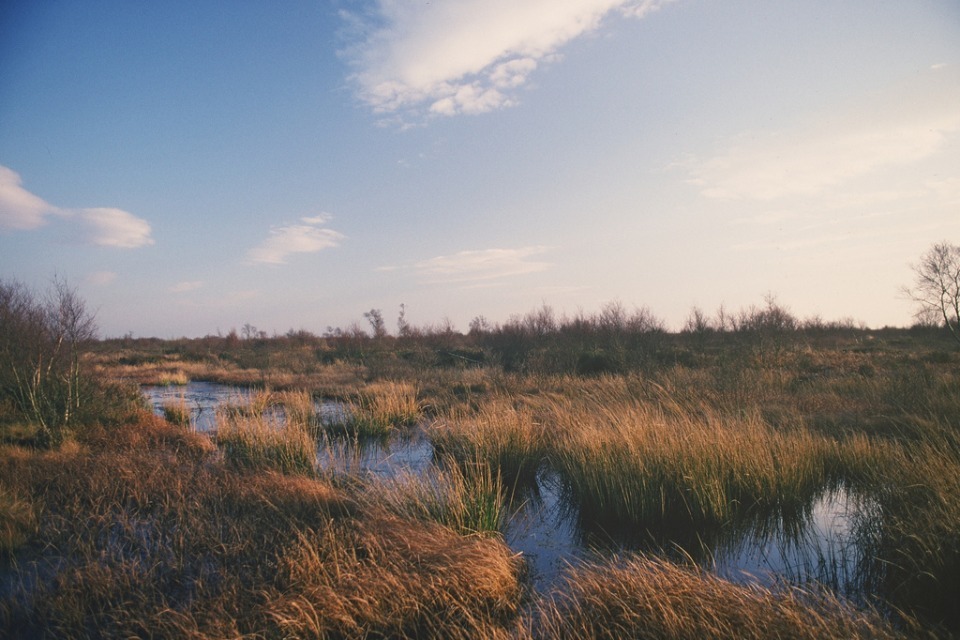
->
[712,488,868,593]
[142,381,252,432]
[141,382,871,597]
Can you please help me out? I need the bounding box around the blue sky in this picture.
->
[2,0,958,338]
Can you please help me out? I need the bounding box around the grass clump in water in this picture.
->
[544,377,844,530]
[216,410,315,476]
[323,381,421,438]
[160,395,191,428]
[375,456,509,537]
[430,398,546,485]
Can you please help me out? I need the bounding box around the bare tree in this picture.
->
[0,277,98,445]
[904,241,960,346]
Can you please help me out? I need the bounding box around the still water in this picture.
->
[142,382,868,595]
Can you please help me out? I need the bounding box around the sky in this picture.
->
[1,0,959,338]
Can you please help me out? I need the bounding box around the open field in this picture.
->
[3,306,960,637]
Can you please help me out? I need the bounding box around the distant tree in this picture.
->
[363,308,387,339]
[469,315,491,335]
[904,241,960,346]
[397,303,411,338]
[682,306,713,335]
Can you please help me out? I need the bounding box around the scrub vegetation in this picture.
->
[2,276,960,637]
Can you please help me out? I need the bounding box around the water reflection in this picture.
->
[142,381,251,432]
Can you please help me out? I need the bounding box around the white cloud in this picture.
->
[0,165,154,248]
[345,0,674,118]
[412,246,553,283]
[169,280,203,293]
[247,215,344,265]
[79,207,154,248]
[0,166,57,230]
[689,118,959,201]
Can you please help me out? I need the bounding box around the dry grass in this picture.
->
[22,334,960,636]
[430,398,546,484]
[215,409,316,476]
[0,479,38,558]
[160,395,191,428]
[373,457,510,536]
[266,514,522,639]
[533,555,907,639]
[323,381,422,437]
[92,354,366,396]
[0,415,524,639]
[538,377,847,528]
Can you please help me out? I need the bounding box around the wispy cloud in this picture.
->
[247,214,344,265]
[78,207,154,248]
[682,73,960,202]
[406,246,554,284]
[0,165,154,248]
[344,0,674,120]
[0,166,58,230]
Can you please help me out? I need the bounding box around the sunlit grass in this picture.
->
[374,456,509,537]
[216,410,315,476]
[157,369,189,386]
[322,381,421,437]
[430,398,546,484]
[160,395,191,428]
[539,377,843,528]
[535,554,906,639]
[0,416,523,639]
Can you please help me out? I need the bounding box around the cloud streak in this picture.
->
[0,165,154,248]
[79,207,154,248]
[683,71,960,202]
[345,0,674,119]
[409,246,554,284]
[247,214,344,265]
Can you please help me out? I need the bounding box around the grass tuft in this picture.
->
[216,411,315,476]
[534,554,906,639]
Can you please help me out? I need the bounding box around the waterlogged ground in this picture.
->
[143,382,867,595]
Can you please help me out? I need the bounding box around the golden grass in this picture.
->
[430,398,546,483]
[0,416,524,639]
[373,457,510,536]
[534,555,906,639]
[267,514,522,639]
[156,369,189,386]
[160,395,191,428]
[323,381,422,437]
[531,377,845,527]
[215,409,316,476]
